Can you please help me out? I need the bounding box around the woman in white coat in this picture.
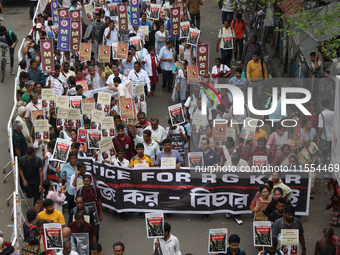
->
[144,47,160,97]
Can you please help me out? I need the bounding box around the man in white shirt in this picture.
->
[153,222,181,255]
[145,118,167,149]
[106,67,127,86]
[57,240,78,255]
[24,93,43,123]
[69,162,91,192]
[46,65,68,96]
[131,125,160,163]
[104,20,120,46]
[108,77,131,99]
[318,99,334,165]
[111,147,130,167]
[127,61,151,115]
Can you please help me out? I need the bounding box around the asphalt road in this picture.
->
[0,1,337,255]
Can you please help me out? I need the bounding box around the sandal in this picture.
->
[11,72,15,75]
[330,220,338,226]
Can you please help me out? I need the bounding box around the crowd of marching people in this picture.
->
[3,0,339,254]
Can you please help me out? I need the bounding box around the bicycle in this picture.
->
[250,5,266,32]
[0,44,7,82]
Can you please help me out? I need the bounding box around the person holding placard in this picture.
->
[159,40,175,93]
[130,143,154,168]
[108,77,131,99]
[258,237,283,255]
[216,20,235,68]
[86,66,104,89]
[37,199,65,227]
[153,222,181,255]
[165,118,187,165]
[243,137,274,167]
[155,139,182,169]
[46,65,68,96]
[68,212,97,245]
[145,117,167,150]
[215,234,246,255]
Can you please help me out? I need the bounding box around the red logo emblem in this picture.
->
[43,42,51,50]
[131,0,137,5]
[71,22,78,29]
[61,19,69,27]
[60,10,67,16]
[172,9,178,16]
[52,2,57,8]
[119,5,125,12]
[199,46,206,54]
[72,11,79,18]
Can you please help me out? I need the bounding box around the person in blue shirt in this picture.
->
[159,40,175,93]
[217,234,246,255]
[229,67,248,95]
[56,151,78,214]
[140,12,152,48]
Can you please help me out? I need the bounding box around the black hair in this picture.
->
[276,197,286,205]
[113,77,121,83]
[26,147,35,155]
[228,234,240,244]
[50,132,58,141]
[113,242,125,251]
[20,71,29,79]
[42,179,52,199]
[47,141,55,149]
[264,180,274,191]
[284,205,295,214]
[75,212,85,220]
[235,67,242,73]
[114,115,121,121]
[136,143,144,149]
[26,209,37,222]
[321,99,329,108]
[257,137,267,144]
[76,85,83,91]
[226,137,235,147]
[164,222,171,233]
[116,124,125,131]
[71,142,80,150]
[273,187,283,195]
[252,51,260,56]
[30,59,36,65]
[69,76,76,85]
[162,139,171,145]
[84,119,91,125]
[259,184,270,193]
[77,161,86,169]
[69,151,78,158]
[43,199,54,207]
[143,129,151,137]
[217,104,226,112]
[19,60,27,69]
[91,243,102,252]
[117,147,125,153]
[310,52,316,57]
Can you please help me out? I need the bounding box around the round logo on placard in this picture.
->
[72,11,79,18]
[61,19,69,27]
[52,2,57,8]
[43,42,50,50]
[71,22,78,29]
[199,46,206,54]
[60,10,67,16]
[132,0,137,5]
[119,5,125,12]
[172,9,178,15]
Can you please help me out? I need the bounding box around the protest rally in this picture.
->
[0,0,340,254]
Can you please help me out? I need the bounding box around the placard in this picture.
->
[97,92,111,115]
[149,4,160,20]
[281,229,299,255]
[240,117,257,140]
[145,212,164,238]
[91,109,105,130]
[52,138,72,162]
[98,45,111,62]
[170,7,180,37]
[254,221,272,247]
[44,223,63,250]
[226,127,236,141]
[101,117,115,138]
[192,112,205,133]
[77,80,88,91]
[130,36,142,52]
[56,108,68,127]
[180,21,189,38]
[187,28,200,45]
[32,110,44,121]
[57,8,69,18]
[222,33,233,50]
[179,44,185,62]
[187,66,198,83]
[72,233,89,255]
[161,158,176,168]
[139,26,149,41]
[70,96,82,109]
[70,21,81,52]
[40,40,55,73]
[134,84,145,97]
[107,3,118,17]
[253,156,268,169]
[88,130,102,149]
[197,44,209,76]
[208,228,227,253]
[80,43,92,61]
[134,163,150,168]
[56,95,69,113]
[120,98,135,119]
[70,10,81,21]
[51,0,58,26]
[254,201,269,221]
[78,128,88,143]
[42,88,55,108]
[213,121,227,141]
[34,120,49,140]
[67,108,81,127]
[98,137,115,161]
[117,42,129,59]
[130,0,140,26]
[57,18,71,51]
[112,42,118,59]
[168,104,185,125]
[188,152,204,168]
[82,98,95,120]
[118,4,128,31]
[84,3,95,19]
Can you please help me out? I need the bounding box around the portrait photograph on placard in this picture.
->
[188,152,204,168]
[44,223,63,250]
[112,42,118,59]
[88,130,102,149]
[130,36,142,52]
[253,221,272,247]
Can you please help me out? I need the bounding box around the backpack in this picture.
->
[78,185,98,202]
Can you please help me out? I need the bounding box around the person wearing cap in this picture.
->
[15,106,31,146]
[272,205,306,255]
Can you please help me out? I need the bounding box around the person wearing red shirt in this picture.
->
[112,124,134,161]
[244,137,274,166]
[231,13,247,63]
[75,68,86,82]
[68,212,97,245]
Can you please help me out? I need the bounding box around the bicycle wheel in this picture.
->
[1,58,6,83]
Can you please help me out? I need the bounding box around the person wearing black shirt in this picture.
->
[268,197,286,223]
[0,26,18,75]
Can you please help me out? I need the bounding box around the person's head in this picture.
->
[62,227,72,241]
[116,147,125,159]
[13,120,23,133]
[95,12,101,21]
[228,234,240,254]
[136,143,144,157]
[134,61,141,72]
[75,195,85,210]
[116,123,125,137]
[223,20,230,28]
[271,171,281,184]
[264,180,273,191]
[196,96,202,109]
[310,52,316,62]
[235,67,242,78]
[70,129,77,141]
[236,13,242,20]
[29,93,38,104]
[26,147,36,161]
[150,118,159,130]
[25,80,34,92]
[323,226,334,244]
[75,212,85,227]
[266,237,279,255]
[259,184,270,199]
[141,12,147,21]
[252,51,260,62]
[69,151,78,166]
[162,139,172,152]
[137,112,147,124]
[43,199,54,214]
[19,60,27,70]
[20,71,29,82]
[205,125,212,136]
[75,68,83,80]
[26,209,37,223]
[276,124,285,136]
[303,135,311,148]
[76,84,83,95]
[84,119,91,129]
[226,137,235,148]
[91,243,102,255]
[149,47,155,56]
[143,129,152,143]
[281,144,290,157]
[42,179,53,199]
[302,117,312,130]
[88,65,95,76]
[308,101,317,114]
[200,137,210,151]
[257,137,267,151]
[164,222,171,236]
[215,57,222,66]
[62,240,72,255]
[284,205,295,223]
[35,83,42,93]
[17,106,26,117]
[251,34,258,44]
[112,66,120,77]
[82,175,92,189]
[276,197,286,214]
[114,115,122,126]
[289,155,298,167]
[77,161,86,176]
[216,104,226,116]
[159,24,165,32]
[165,40,173,49]
[63,61,70,73]
[321,99,329,109]
[273,187,283,199]
[113,77,121,87]
[231,152,240,166]
[129,45,136,55]
[113,242,125,255]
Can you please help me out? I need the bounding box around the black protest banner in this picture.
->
[80,158,311,215]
